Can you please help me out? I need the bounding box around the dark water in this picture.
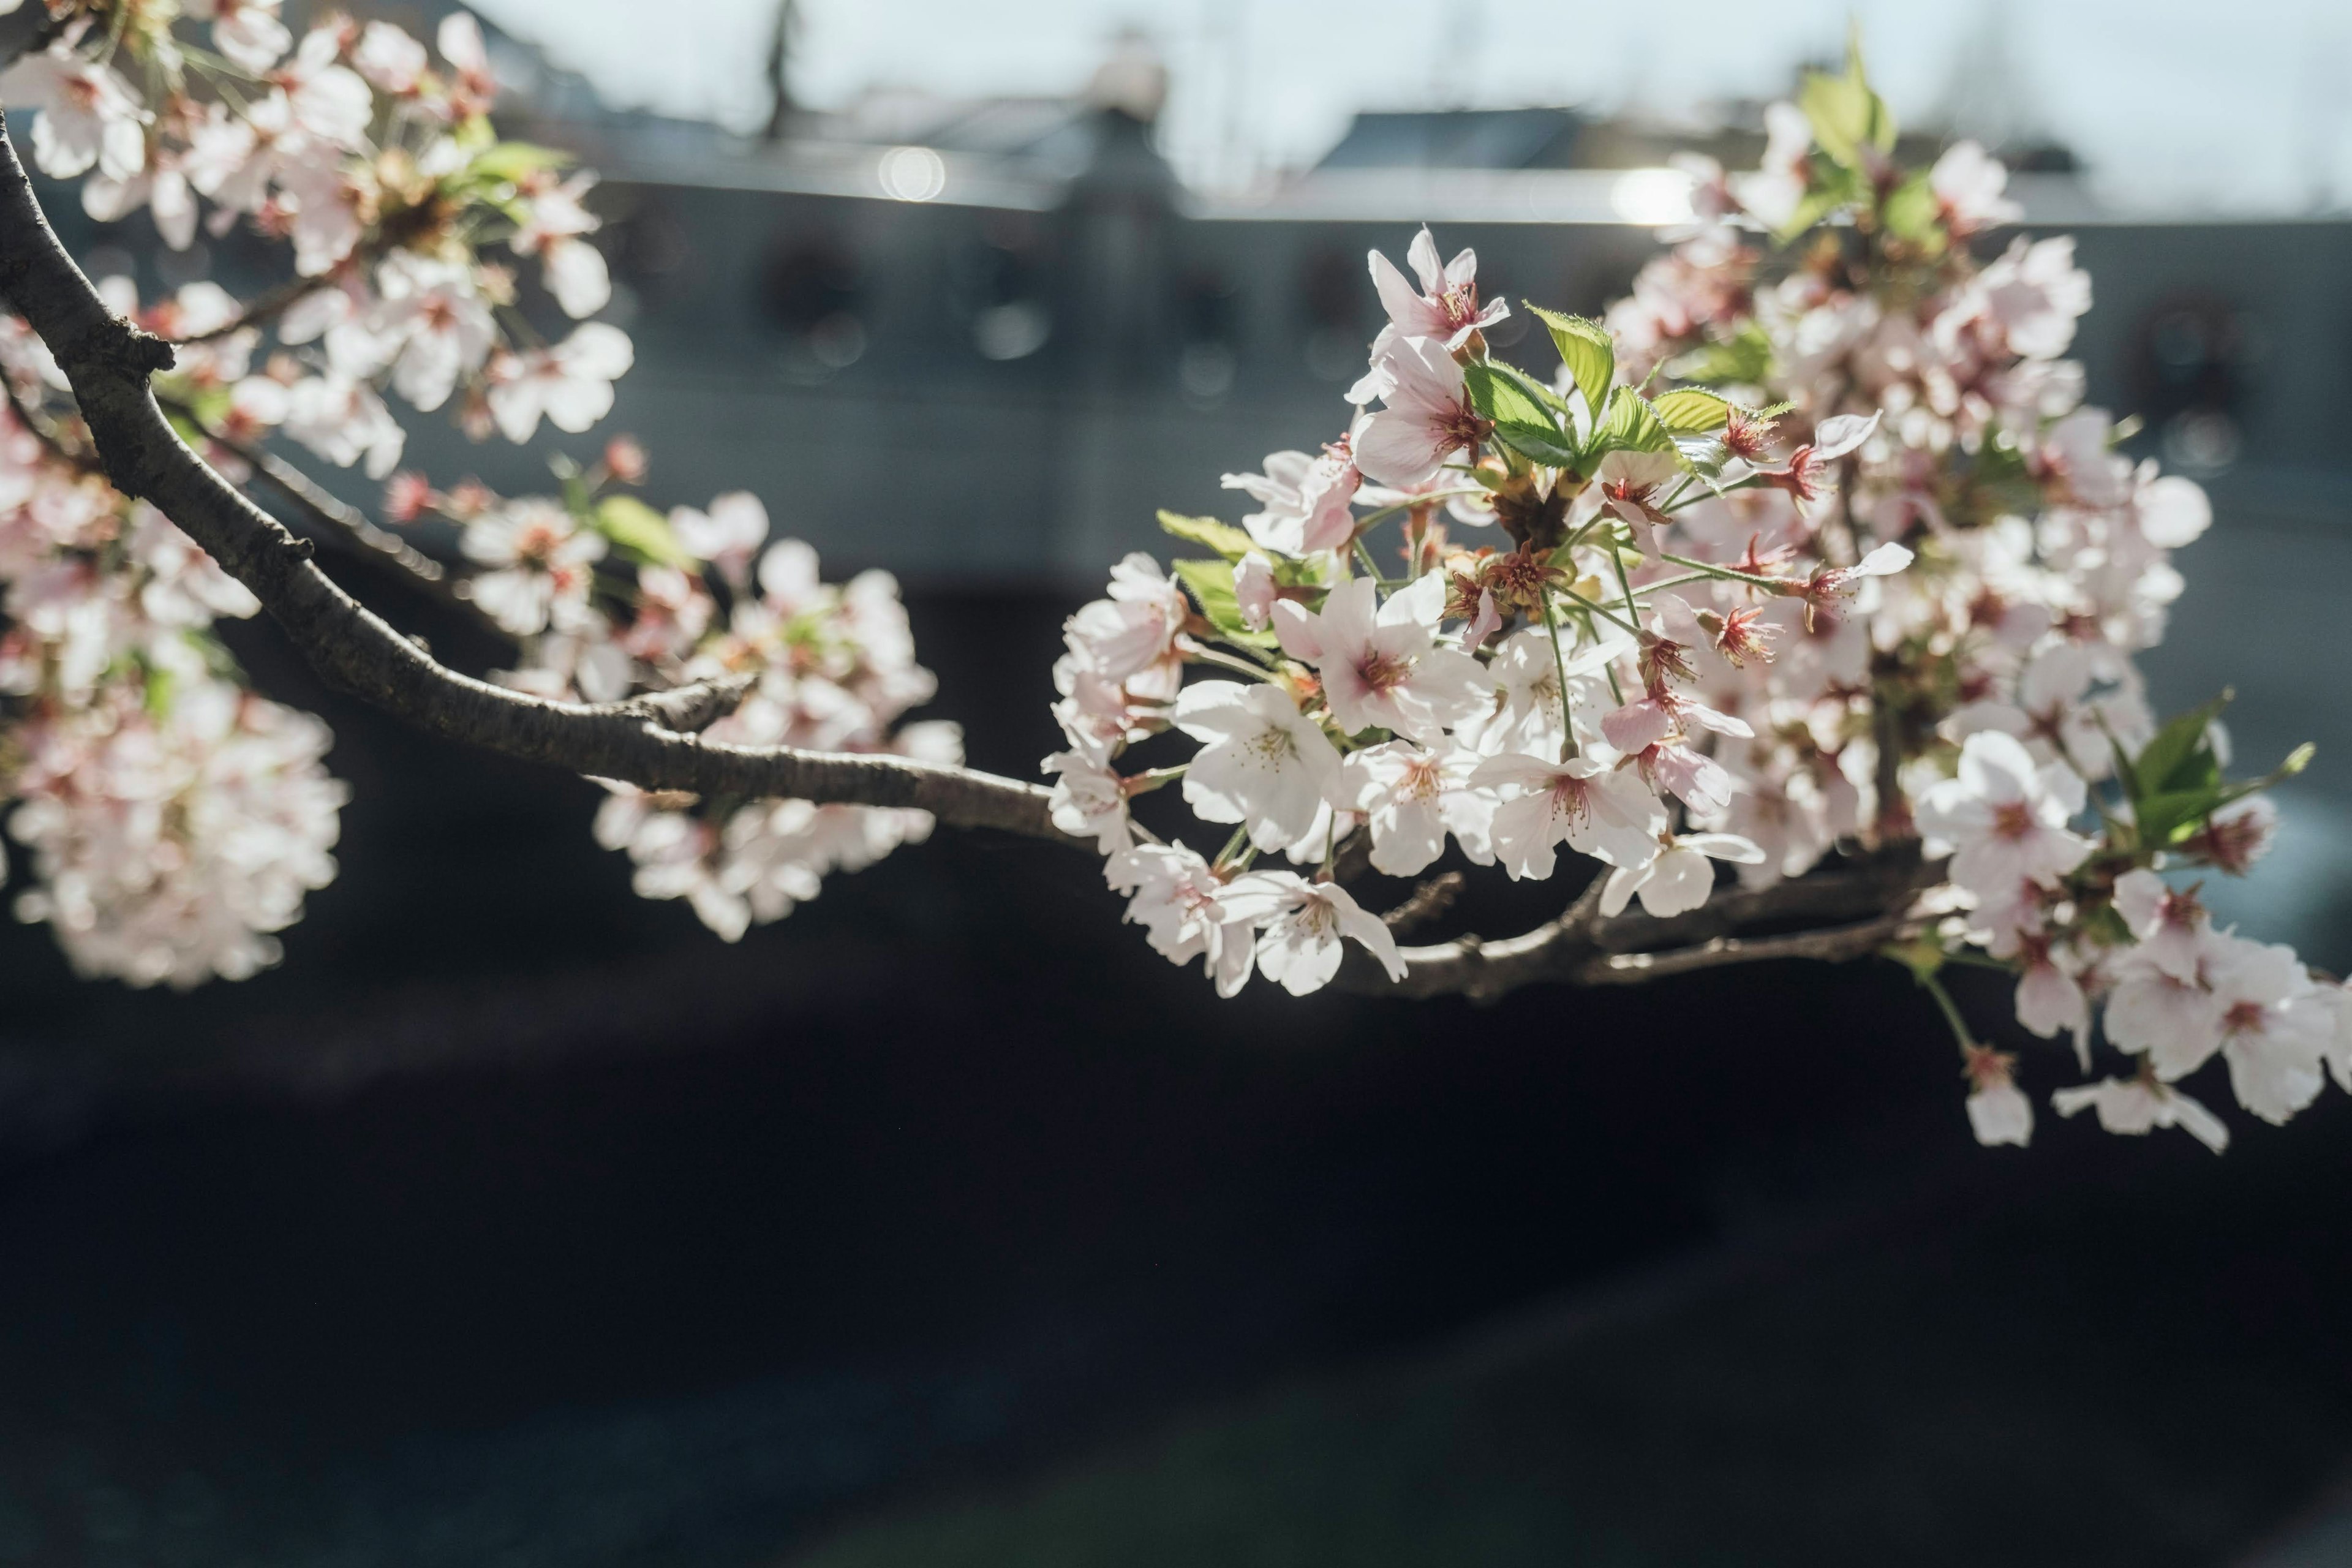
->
[1,585,2348,1566]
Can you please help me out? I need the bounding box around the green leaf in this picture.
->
[1171,557,1278,649]
[1666,320,1775,388]
[2135,788,2223,849]
[1881,170,1945,244]
[452,113,497,156]
[1774,170,1863,243]
[1525,305,1613,418]
[2133,691,2232,802]
[1466,363,1581,467]
[1592,386,1673,455]
[592,494,696,568]
[1652,388,1731,434]
[1799,29,1898,172]
[1671,432,1732,488]
[143,664,175,720]
[1463,362,1554,428]
[1158,510,1258,561]
[1490,420,1583,469]
[464,141,573,186]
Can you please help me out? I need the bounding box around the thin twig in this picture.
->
[155,391,489,630]
[170,274,320,345]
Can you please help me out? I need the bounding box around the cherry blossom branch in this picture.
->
[0,108,1967,1006]
[0,110,1076,845]
[1359,845,1937,1001]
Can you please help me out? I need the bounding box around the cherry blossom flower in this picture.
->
[1342,739,1491,876]
[1915,731,2093,897]
[1598,831,1765,918]
[187,0,292,74]
[510,172,612,319]
[1363,226,1507,367]
[670,492,771,586]
[352,21,429,95]
[485,323,635,442]
[1043,736,1133,853]
[1462,625,1630,760]
[82,156,198,251]
[1065,553,1191,685]
[1593,450,1681,557]
[1233,551,1277,631]
[1220,871,1406,995]
[1271,574,1487,743]
[1353,336,1487,489]
[2204,935,2332,1124]
[2111,869,2209,981]
[281,27,375,150]
[1104,842,1255,996]
[0,43,148,183]
[335,254,496,412]
[1963,1044,2034,1148]
[1929,141,2021,236]
[459,500,609,636]
[2011,932,2090,1063]
[1948,640,2150,782]
[1967,236,2092,363]
[1757,412,1883,507]
[1173,679,1344,853]
[437,13,497,117]
[2184,796,2275,875]
[1220,435,1362,556]
[275,158,367,276]
[282,373,405,477]
[1472,752,1664,882]
[2103,944,2224,1081]
[2052,1074,2230,1155]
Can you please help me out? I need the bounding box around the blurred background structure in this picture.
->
[6,3,2352,1563]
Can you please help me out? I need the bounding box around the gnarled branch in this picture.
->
[1365,844,1937,1001]
[0,110,1074,846]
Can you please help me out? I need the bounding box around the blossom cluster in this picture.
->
[1054,45,2345,1153]
[0,355,345,985]
[0,2,944,981]
[396,454,956,943]
[0,3,630,481]
[1050,226,1910,999]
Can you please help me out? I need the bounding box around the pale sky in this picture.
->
[473,0,2352,214]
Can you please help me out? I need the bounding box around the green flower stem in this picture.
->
[1916,969,1979,1053]
[1551,584,1642,638]
[1539,587,1580,761]
[1657,551,1786,590]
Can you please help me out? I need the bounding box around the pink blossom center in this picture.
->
[1990,800,2036,842]
[2221,1000,2267,1037]
[1436,399,1487,450]
[1355,649,1411,695]
[514,519,567,563]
